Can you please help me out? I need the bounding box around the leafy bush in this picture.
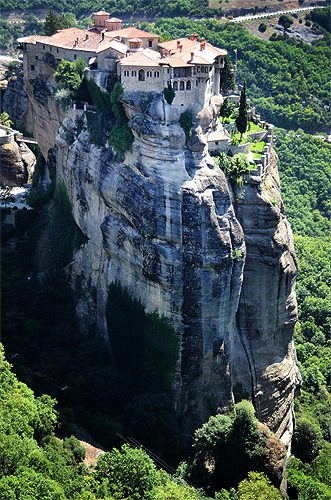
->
[258,23,267,33]
[54,58,86,92]
[54,87,71,109]
[237,472,282,500]
[0,111,13,129]
[214,152,250,187]
[96,444,156,499]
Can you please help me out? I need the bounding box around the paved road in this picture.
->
[230,6,317,22]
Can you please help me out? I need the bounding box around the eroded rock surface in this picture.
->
[0,138,35,185]
[49,92,301,440]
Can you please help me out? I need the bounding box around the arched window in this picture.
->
[186,80,191,90]
[138,69,145,81]
[154,71,159,78]
[173,81,178,91]
[180,81,185,90]
[147,71,152,78]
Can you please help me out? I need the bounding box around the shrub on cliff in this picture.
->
[108,82,134,154]
[163,82,175,105]
[214,152,250,187]
[180,110,193,138]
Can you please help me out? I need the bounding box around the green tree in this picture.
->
[220,55,234,91]
[219,98,235,123]
[0,111,13,129]
[235,80,248,141]
[42,11,73,36]
[237,472,282,500]
[163,82,175,105]
[278,14,294,31]
[292,418,322,463]
[42,11,59,36]
[258,23,267,33]
[192,401,262,490]
[95,444,156,499]
[54,59,86,92]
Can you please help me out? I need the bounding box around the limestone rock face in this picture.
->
[24,76,65,159]
[0,138,35,186]
[232,155,301,443]
[2,69,32,130]
[50,93,300,440]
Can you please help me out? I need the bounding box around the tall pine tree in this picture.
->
[42,11,59,36]
[220,55,234,92]
[236,80,248,141]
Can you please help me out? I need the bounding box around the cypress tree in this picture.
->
[220,55,234,92]
[236,80,248,141]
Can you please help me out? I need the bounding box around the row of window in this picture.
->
[123,69,160,80]
[197,66,212,73]
[42,44,60,54]
[173,80,193,91]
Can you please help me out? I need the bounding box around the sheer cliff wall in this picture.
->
[23,80,301,442]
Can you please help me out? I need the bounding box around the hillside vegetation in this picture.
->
[0,0,221,19]
[274,129,331,500]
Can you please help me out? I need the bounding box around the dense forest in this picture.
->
[274,130,331,499]
[1,5,331,499]
[0,0,220,20]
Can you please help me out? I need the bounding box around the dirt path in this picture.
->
[80,440,106,468]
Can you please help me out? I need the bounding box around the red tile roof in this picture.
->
[159,37,226,62]
[106,27,159,40]
[119,48,161,67]
[22,28,127,54]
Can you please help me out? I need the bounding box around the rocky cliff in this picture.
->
[40,89,300,443]
[2,67,33,130]
[15,62,301,444]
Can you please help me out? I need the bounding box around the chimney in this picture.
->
[179,44,183,52]
[76,37,79,45]
[190,51,194,62]
[190,33,198,41]
[101,31,105,40]
[177,40,181,49]
[200,37,205,50]
[85,32,89,40]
